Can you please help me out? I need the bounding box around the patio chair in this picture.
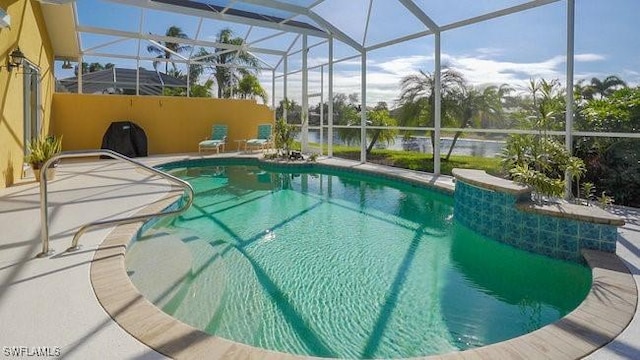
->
[245,123,273,152]
[199,124,228,154]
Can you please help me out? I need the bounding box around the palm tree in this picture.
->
[574,79,594,102]
[146,26,191,74]
[74,62,115,76]
[88,62,104,72]
[212,28,260,98]
[366,102,398,154]
[580,75,627,100]
[439,83,510,160]
[189,47,209,84]
[190,79,215,98]
[446,87,484,160]
[476,84,512,128]
[232,74,268,103]
[396,68,466,153]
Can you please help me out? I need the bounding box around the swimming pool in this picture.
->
[126,160,591,359]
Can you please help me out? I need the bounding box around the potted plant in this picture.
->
[24,135,62,181]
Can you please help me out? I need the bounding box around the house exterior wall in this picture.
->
[0,0,54,187]
[52,94,274,154]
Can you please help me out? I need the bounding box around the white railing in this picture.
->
[37,149,194,258]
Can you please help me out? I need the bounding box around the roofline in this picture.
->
[239,0,364,52]
[105,0,330,40]
[77,25,286,56]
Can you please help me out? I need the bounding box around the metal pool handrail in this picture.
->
[37,149,194,258]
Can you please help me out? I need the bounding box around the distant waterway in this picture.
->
[302,130,506,157]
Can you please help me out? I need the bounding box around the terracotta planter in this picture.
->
[33,167,56,182]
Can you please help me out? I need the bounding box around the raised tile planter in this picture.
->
[452,169,625,262]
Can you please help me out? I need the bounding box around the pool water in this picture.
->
[126,164,591,359]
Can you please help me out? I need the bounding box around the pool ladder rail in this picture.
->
[36,149,194,258]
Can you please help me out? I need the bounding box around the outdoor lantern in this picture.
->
[61,60,73,69]
[6,47,25,71]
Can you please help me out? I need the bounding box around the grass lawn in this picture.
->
[324,145,504,177]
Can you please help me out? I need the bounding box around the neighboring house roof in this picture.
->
[58,68,187,95]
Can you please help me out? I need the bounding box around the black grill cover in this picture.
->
[101,121,148,158]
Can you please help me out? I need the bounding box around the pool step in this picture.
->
[125,229,193,308]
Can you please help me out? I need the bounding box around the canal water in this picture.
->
[302,130,505,158]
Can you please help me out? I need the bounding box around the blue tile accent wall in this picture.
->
[454,181,618,262]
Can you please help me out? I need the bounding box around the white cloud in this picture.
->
[474,47,505,58]
[263,51,610,106]
[574,53,606,62]
[445,54,566,88]
[622,69,640,87]
[374,55,433,76]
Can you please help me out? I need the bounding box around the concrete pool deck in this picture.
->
[0,153,638,359]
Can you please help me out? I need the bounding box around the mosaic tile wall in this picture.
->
[454,181,618,262]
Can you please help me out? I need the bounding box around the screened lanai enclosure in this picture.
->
[45,0,640,205]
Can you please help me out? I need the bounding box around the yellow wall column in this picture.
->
[0,0,54,187]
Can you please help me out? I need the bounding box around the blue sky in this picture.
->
[67,0,640,106]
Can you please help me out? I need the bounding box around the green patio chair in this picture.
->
[199,124,228,154]
[245,123,273,152]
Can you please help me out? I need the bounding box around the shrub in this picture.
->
[501,135,584,202]
[273,117,297,157]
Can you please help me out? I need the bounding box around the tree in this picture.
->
[333,93,361,145]
[580,87,640,132]
[365,103,398,154]
[190,79,215,98]
[517,78,566,132]
[446,87,487,160]
[396,68,466,154]
[577,75,627,100]
[230,74,268,103]
[74,62,114,76]
[162,78,214,98]
[573,86,640,206]
[274,117,297,157]
[146,26,191,74]
[211,28,260,98]
[152,45,217,98]
[501,78,582,201]
[275,98,302,123]
[187,47,209,85]
[477,84,513,128]
[160,67,213,97]
[574,79,594,102]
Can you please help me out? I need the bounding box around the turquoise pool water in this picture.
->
[126,163,591,359]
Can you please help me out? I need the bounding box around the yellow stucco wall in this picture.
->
[0,0,54,187]
[52,94,274,154]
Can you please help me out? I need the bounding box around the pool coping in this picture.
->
[90,159,638,360]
